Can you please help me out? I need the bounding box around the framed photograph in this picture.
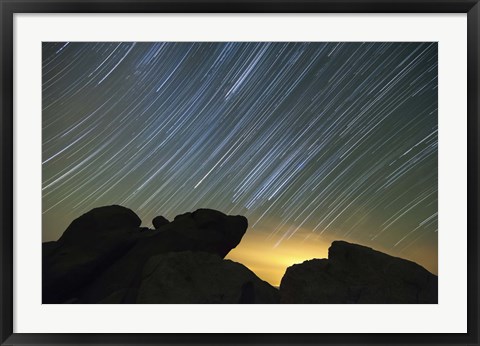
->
[1,0,479,345]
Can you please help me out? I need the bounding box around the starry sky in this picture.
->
[42,42,438,285]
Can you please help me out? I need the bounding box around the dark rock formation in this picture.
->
[136,251,279,304]
[43,206,437,305]
[279,240,438,304]
[43,206,255,304]
[169,209,248,258]
[58,205,141,245]
[152,215,169,229]
[42,205,142,303]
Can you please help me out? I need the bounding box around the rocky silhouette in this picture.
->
[152,215,169,229]
[42,205,271,303]
[137,251,279,303]
[43,205,437,304]
[280,240,438,304]
[43,205,143,304]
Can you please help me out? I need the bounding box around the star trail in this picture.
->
[42,42,438,284]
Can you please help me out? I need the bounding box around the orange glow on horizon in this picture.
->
[226,226,438,287]
[226,229,332,287]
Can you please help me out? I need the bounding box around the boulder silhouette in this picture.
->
[279,240,438,304]
[152,215,169,229]
[136,251,279,304]
[169,209,248,258]
[43,207,249,303]
[42,205,142,303]
[43,207,437,305]
[58,205,141,245]
[78,209,248,303]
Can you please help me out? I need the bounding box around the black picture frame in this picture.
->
[1,1,479,345]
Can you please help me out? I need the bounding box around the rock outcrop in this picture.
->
[42,205,143,303]
[152,215,169,229]
[43,206,437,304]
[58,205,142,244]
[136,251,279,304]
[279,240,438,304]
[42,206,269,304]
[168,209,248,258]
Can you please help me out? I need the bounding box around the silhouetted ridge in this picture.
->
[42,205,279,304]
[279,240,438,304]
[43,206,437,304]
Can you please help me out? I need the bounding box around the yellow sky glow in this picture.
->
[226,228,332,287]
[226,225,437,287]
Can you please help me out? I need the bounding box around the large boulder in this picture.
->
[58,205,141,245]
[152,215,169,229]
[42,205,143,303]
[170,209,248,258]
[280,241,438,304]
[43,207,249,303]
[79,209,248,303]
[136,251,279,304]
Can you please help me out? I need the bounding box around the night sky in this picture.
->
[42,42,438,285]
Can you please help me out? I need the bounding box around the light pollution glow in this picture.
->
[226,222,438,287]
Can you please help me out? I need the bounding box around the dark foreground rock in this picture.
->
[136,251,279,304]
[280,240,438,304]
[152,215,169,229]
[58,205,142,244]
[43,206,437,304]
[43,206,264,303]
[43,205,142,303]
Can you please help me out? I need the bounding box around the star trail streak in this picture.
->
[42,42,438,282]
